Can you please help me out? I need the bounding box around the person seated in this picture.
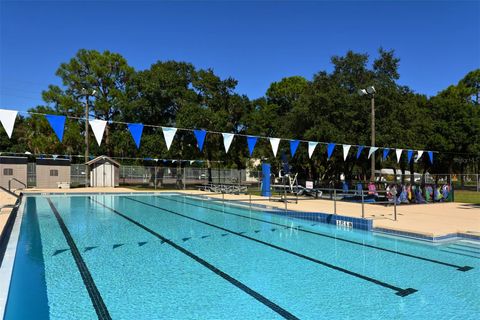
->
[368,182,378,196]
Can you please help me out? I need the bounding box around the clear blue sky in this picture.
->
[1,0,479,111]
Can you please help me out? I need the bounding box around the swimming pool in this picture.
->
[2,193,479,319]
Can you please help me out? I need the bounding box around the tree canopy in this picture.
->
[1,48,478,182]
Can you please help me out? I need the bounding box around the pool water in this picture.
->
[3,194,480,319]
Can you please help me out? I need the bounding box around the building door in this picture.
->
[97,164,105,187]
[104,162,113,187]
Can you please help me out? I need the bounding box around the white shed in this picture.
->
[86,156,120,187]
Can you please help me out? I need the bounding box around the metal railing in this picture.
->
[8,178,26,191]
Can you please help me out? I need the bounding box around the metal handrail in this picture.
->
[8,178,26,191]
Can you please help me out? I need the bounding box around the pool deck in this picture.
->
[0,191,18,240]
[2,187,479,241]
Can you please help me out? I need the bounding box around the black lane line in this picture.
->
[159,195,473,272]
[89,197,299,320]
[124,197,417,297]
[440,249,480,259]
[448,245,480,255]
[46,198,112,320]
[453,243,480,250]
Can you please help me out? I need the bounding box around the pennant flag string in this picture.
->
[415,150,424,162]
[0,109,442,157]
[407,150,414,163]
[343,145,351,161]
[89,119,107,146]
[127,123,144,149]
[269,138,280,157]
[290,140,300,157]
[162,127,177,151]
[356,146,364,159]
[45,114,66,142]
[308,142,318,159]
[0,151,223,163]
[428,151,434,164]
[0,109,18,138]
[382,148,390,161]
[327,143,336,160]
[368,147,378,159]
[396,149,403,163]
[247,136,258,157]
[222,133,234,153]
[193,129,207,152]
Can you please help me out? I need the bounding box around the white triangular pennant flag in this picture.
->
[52,154,58,160]
[162,127,177,150]
[0,109,18,139]
[269,138,280,157]
[190,160,195,165]
[342,145,351,161]
[396,149,403,163]
[308,142,318,159]
[89,119,107,146]
[222,133,234,153]
[415,150,424,162]
[368,147,378,159]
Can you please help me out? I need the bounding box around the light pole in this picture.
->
[81,88,96,187]
[358,86,376,182]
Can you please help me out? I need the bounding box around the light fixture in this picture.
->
[358,89,368,96]
[366,86,376,94]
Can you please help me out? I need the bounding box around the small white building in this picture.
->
[86,156,120,187]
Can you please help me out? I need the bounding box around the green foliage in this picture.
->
[0,49,478,181]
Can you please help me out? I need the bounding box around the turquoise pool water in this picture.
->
[3,194,480,319]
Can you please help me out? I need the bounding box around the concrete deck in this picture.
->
[0,191,18,239]
[12,188,480,239]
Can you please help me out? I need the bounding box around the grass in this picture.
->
[454,190,480,204]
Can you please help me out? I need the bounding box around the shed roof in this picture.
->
[86,156,120,167]
[36,158,71,166]
[0,156,28,164]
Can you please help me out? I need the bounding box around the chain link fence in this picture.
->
[24,162,480,193]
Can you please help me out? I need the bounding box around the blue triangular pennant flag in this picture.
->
[327,143,336,160]
[356,146,364,159]
[428,151,434,164]
[407,150,414,163]
[193,129,207,151]
[45,114,66,142]
[127,123,144,149]
[383,148,390,160]
[290,140,300,157]
[247,136,258,156]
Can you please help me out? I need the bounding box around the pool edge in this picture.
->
[0,194,25,320]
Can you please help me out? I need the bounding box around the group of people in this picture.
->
[385,183,452,204]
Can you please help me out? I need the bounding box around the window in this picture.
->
[3,168,13,176]
[50,169,58,177]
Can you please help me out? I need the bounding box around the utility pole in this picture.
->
[370,93,375,182]
[85,94,90,187]
[358,86,377,182]
[82,88,96,187]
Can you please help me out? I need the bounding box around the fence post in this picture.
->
[361,191,365,218]
[154,166,157,190]
[394,195,397,221]
[183,166,186,190]
[334,189,337,215]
